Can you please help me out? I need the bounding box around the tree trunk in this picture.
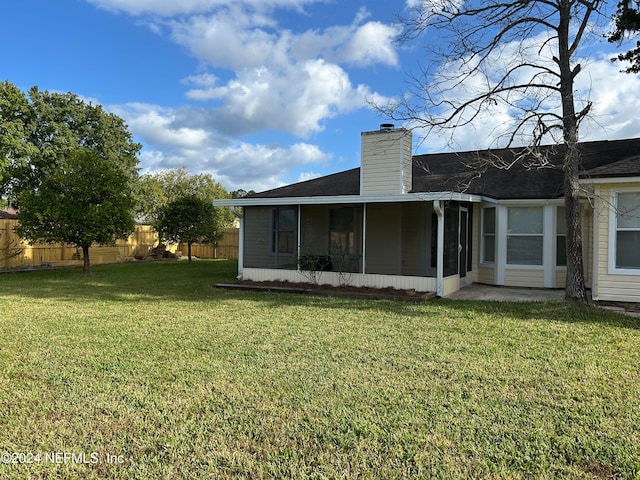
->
[558,0,588,302]
[82,245,91,274]
[188,241,192,263]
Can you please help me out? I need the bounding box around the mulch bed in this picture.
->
[216,280,434,302]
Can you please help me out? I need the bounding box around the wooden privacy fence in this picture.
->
[176,228,239,260]
[0,220,238,269]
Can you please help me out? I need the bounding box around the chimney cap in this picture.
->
[380,123,395,130]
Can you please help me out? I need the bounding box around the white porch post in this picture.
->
[433,200,444,297]
[544,205,556,288]
[233,207,244,280]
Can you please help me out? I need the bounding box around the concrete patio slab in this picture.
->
[448,284,566,302]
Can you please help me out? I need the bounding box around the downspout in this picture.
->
[433,200,444,298]
[231,206,244,280]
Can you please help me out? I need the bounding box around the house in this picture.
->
[215,125,640,302]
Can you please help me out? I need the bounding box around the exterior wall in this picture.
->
[360,128,412,196]
[443,275,461,297]
[243,267,437,292]
[592,182,640,302]
[504,269,545,288]
[365,204,401,274]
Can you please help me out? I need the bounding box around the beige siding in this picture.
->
[504,269,545,288]
[593,183,640,302]
[366,204,401,274]
[477,267,495,284]
[443,275,461,297]
[360,128,412,195]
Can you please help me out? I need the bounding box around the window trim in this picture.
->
[608,188,640,275]
[506,206,544,267]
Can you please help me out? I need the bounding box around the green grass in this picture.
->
[0,260,639,479]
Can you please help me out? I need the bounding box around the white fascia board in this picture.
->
[214,192,483,207]
[485,198,566,206]
[580,176,640,185]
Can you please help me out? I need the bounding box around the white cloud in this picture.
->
[107,102,332,191]
[87,0,317,17]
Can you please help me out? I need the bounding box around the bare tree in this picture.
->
[378,0,606,302]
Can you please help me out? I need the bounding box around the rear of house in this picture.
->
[216,126,640,302]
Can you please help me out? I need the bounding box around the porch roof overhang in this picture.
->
[214,191,482,207]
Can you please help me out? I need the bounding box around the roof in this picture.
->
[246,137,640,202]
[0,211,18,220]
[582,155,640,178]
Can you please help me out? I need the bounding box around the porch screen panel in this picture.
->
[507,207,543,265]
[273,208,296,254]
[616,192,640,269]
[443,204,458,277]
[329,206,362,272]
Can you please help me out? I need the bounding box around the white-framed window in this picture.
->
[507,206,543,266]
[481,207,496,263]
[556,206,567,267]
[610,191,640,273]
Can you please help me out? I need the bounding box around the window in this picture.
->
[272,207,295,254]
[482,207,496,263]
[556,207,567,267]
[614,192,640,270]
[507,206,543,265]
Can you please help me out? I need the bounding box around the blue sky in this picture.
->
[1,0,639,192]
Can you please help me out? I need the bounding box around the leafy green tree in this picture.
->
[155,195,221,262]
[16,149,136,274]
[7,85,140,197]
[0,81,37,195]
[136,168,234,230]
[608,0,640,73]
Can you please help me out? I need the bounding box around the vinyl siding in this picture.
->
[504,268,545,288]
[360,129,412,196]
[593,183,640,302]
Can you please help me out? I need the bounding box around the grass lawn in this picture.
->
[0,260,638,479]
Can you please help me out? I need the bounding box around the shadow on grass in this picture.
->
[0,260,638,330]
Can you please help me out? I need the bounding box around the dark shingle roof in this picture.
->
[582,155,640,178]
[0,211,18,220]
[249,137,640,200]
